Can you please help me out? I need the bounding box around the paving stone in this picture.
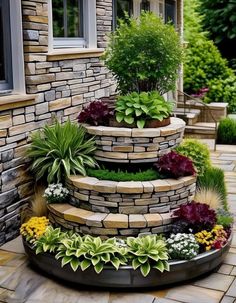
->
[226,278,236,296]
[109,293,155,303]
[166,285,224,303]
[224,253,236,266]
[194,273,234,291]
[154,299,181,303]
[218,264,234,275]
[0,236,25,254]
[220,296,235,303]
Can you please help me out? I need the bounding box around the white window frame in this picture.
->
[0,0,25,95]
[48,0,97,50]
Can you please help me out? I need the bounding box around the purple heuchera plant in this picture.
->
[78,101,113,126]
[173,201,217,232]
[154,151,195,179]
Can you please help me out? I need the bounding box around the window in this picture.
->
[0,0,12,93]
[140,0,150,12]
[165,0,176,25]
[50,0,97,49]
[113,0,133,29]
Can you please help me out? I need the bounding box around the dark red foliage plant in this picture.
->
[154,151,195,179]
[174,201,217,232]
[78,101,113,126]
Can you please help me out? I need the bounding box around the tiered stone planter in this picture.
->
[84,117,185,163]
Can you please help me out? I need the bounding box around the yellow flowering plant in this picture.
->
[195,225,228,251]
[20,216,49,244]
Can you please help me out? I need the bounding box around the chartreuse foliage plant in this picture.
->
[27,119,97,183]
[104,12,182,95]
[127,235,169,277]
[115,91,173,128]
[175,139,211,176]
[216,209,234,229]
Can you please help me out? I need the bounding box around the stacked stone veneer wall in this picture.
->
[67,176,196,214]
[0,0,114,245]
[85,118,185,163]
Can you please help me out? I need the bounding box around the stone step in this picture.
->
[48,203,175,237]
[184,122,217,139]
[173,108,200,126]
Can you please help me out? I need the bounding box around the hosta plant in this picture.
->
[78,101,113,126]
[167,233,199,260]
[35,226,66,254]
[27,119,97,183]
[174,201,217,232]
[126,235,169,277]
[43,183,69,204]
[115,91,173,128]
[154,151,195,179]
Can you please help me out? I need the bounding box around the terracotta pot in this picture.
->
[109,117,171,128]
[145,117,171,128]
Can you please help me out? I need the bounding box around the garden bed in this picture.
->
[23,236,232,288]
[83,117,185,163]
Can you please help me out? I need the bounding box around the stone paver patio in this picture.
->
[1,143,236,303]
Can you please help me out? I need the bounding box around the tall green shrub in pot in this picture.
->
[104,12,183,95]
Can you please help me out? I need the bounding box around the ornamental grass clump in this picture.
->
[154,151,195,179]
[167,233,199,260]
[104,12,182,94]
[126,235,169,277]
[20,216,49,243]
[43,183,69,204]
[173,201,217,232]
[27,119,97,183]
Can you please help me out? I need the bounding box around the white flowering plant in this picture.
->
[44,183,69,204]
[166,233,199,260]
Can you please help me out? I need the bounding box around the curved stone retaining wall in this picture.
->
[67,175,196,215]
[83,117,185,163]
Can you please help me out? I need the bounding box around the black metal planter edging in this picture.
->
[23,236,232,289]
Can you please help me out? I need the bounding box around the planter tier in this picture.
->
[84,117,185,164]
[67,175,196,215]
[48,203,174,236]
[23,236,232,288]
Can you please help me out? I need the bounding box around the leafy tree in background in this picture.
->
[198,0,236,68]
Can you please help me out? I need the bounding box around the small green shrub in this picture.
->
[217,118,236,145]
[175,139,211,176]
[87,168,161,182]
[27,120,97,183]
[216,209,234,228]
[197,167,227,209]
[184,37,232,94]
[204,76,236,113]
[104,12,182,94]
[115,91,173,128]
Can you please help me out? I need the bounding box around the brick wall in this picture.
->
[0,0,115,245]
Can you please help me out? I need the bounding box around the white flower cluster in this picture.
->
[166,233,199,260]
[44,183,69,203]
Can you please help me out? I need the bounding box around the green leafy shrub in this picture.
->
[87,167,161,182]
[167,233,199,260]
[115,91,173,128]
[175,139,211,176]
[216,209,234,229]
[27,120,97,183]
[127,235,169,277]
[184,37,232,94]
[197,167,227,209]
[204,76,236,113]
[104,12,182,95]
[217,118,236,145]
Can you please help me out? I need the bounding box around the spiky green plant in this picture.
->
[27,119,97,183]
[127,235,169,277]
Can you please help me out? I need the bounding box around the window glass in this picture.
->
[165,0,176,25]
[0,6,5,81]
[52,0,83,38]
[113,0,132,28]
[140,0,150,12]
